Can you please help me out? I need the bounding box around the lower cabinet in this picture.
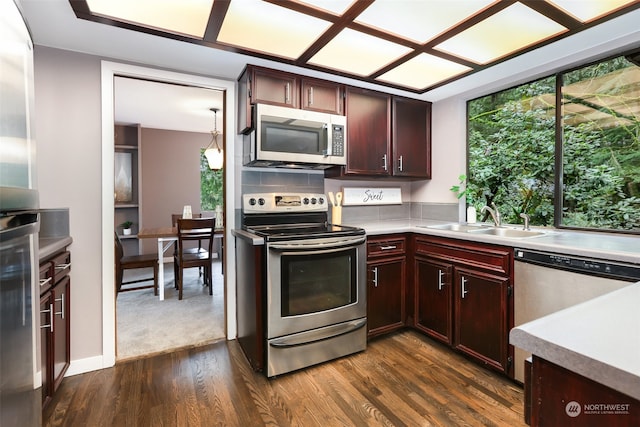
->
[366,235,406,337]
[39,249,71,407]
[414,235,513,376]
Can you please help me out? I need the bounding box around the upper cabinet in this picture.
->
[392,97,431,178]
[344,87,391,176]
[237,65,344,134]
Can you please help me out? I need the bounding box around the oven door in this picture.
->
[266,234,366,339]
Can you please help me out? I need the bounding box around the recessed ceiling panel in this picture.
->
[217,0,332,59]
[309,28,412,76]
[355,0,496,44]
[376,53,472,90]
[546,0,638,22]
[435,2,568,64]
[86,0,213,38]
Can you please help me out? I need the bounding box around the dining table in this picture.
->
[138,226,223,300]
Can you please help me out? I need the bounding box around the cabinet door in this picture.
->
[367,257,405,337]
[392,97,431,178]
[40,291,54,406]
[52,275,70,392]
[415,257,452,345]
[453,267,510,373]
[301,78,344,114]
[252,68,298,108]
[345,87,391,175]
[237,67,252,134]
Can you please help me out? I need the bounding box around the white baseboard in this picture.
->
[65,355,114,377]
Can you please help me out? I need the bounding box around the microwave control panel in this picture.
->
[331,125,345,157]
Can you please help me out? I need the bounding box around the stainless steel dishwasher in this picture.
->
[513,248,640,383]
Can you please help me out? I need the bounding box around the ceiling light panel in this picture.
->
[86,0,212,38]
[308,28,412,76]
[435,2,568,64]
[296,0,356,15]
[546,0,638,22]
[376,53,472,90]
[217,0,332,59]
[354,0,496,44]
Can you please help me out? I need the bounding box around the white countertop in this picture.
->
[348,219,640,265]
[510,283,640,401]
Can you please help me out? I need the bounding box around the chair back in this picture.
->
[171,213,202,227]
[177,217,215,256]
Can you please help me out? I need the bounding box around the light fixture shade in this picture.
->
[205,146,223,170]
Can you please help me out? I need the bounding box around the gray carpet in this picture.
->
[116,261,225,361]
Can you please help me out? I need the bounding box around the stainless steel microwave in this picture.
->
[243,104,347,169]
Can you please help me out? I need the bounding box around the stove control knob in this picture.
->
[258,198,265,206]
[303,198,309,205]
[318,197,325,205]
[311,197,317,204]
[248,198,256,206]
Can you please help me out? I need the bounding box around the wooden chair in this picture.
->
[114,232,159,295]
[173,218,215,300]
[171,213,205,282]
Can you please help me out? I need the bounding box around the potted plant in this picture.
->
[450,174,477,223]
[120,221,133,235]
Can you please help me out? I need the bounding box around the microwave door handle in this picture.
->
[322,124,330,157]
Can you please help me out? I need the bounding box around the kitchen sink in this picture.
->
[423,223,489,232]
[466,227,546,238]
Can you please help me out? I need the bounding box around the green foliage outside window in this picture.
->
[467,54,639,232]
[200,150,223,211]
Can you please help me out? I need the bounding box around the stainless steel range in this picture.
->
[235,192,367,377]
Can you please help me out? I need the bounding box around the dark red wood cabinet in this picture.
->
[413,236,513,376]
[366,235,406,338]
[39,249,71,408]
[392,97,431,178]
[237,65,344,134]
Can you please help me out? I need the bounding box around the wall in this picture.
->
[34,46,104,367]
[140,127,209,254]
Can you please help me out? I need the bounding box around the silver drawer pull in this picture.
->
[461,276,468,299]
[40,277,52,287]
[55,262,71,270]
[379,245,397,250]
[40,303,53,332]
[55,293,65,319]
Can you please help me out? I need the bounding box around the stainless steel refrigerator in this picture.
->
[1,1,41,425]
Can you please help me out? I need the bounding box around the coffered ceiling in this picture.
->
[70,0,640,93]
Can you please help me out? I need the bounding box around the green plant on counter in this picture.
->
[119,221,133,229]
[450,174,471,203]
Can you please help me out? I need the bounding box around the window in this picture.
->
[200,150,223,211]
[467,51,640,233]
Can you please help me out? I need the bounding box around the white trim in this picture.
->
[65,355,106,376]
[100,61,237,370]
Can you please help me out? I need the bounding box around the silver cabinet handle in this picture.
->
[55,293,65,319]
[308,87,313,106]
[55,262,71,270]
[379,245,396,251]
[382,154,388,171]
[438,270,444,290]
[398,155,403,172]
[461,276,468,299]
[40,277,52,288]
[41,303,53,332]
[372,267,379,288]
[285,82,290,104]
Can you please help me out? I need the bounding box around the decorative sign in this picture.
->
[342,187,402,206]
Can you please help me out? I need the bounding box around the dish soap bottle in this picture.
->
[467,205,477,224]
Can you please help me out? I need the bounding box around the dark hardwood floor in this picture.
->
[44,330,526,426]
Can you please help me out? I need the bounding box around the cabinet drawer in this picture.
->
[51,251,71,282]
[367,236,406,259]
[414,236,510,276]
[39,261,54,295]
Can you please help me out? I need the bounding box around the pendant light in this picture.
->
[204,107,223,170]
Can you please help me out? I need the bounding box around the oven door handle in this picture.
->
[269,318,367,348]
[268,236,366,251]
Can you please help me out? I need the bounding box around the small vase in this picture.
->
[123,228,132,236]
[466,206,477,224]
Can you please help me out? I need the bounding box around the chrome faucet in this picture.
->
[519,213,530,231]
[481,203,502,227]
